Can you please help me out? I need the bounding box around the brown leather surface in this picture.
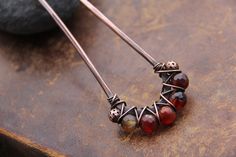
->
[0,128,66,157]
[0,0,236,156]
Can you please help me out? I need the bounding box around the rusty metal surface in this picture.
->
[0,0,236,156]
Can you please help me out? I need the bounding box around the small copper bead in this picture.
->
[169,92,187,111]
[159,106,176,126]
[140,114,157,135]
[121,114,137,133]
[109,108,121,123]
[172,73,189,89]
[165,61,179,70]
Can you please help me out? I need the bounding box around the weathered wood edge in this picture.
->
[0,128,66,157]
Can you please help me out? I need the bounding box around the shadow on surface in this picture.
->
[0,3,98,74]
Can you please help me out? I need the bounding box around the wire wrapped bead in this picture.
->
[159,106,176,126]
[140,114,158,135]
[121,114,138,133]
[172,73,189,89]
[169,92,187,111]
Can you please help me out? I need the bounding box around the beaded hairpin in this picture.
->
[39,0,189,135]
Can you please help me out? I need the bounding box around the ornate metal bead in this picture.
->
[109,108,121,123]
[165,61,179,70]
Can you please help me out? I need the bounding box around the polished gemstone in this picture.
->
[169,92,187,111]
[172,73,189,89]
[140,114,157,135]
[121,114,137,133]
[159,106,176,126]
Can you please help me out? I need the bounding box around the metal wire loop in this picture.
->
[108,61,185,124]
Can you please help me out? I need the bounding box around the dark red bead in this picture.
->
[159,106,176,126]
[172,73,189,89]
[169,92,187,111]
[140,114,157,135]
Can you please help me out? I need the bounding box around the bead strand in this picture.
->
[108,61,189,135]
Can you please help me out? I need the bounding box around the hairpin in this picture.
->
[38,0,189,135]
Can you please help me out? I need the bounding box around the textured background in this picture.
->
[0,0,78,34]
[0,0,236,157]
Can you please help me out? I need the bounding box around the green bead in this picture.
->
[121,114,137,133]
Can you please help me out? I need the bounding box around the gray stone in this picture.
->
[0,0,79,34]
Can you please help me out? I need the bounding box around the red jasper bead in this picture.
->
[169,92,187,111]
[140,114,157,135]
[159,106,176,126]
[172,73,189,89]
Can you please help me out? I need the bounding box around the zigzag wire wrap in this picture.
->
[108,61,185,125]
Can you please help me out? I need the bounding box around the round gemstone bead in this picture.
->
[140,114,158,135]
[121,114,137,133]
[172,73,189,89]
[159,106,176,126]
[169,92,187,111]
